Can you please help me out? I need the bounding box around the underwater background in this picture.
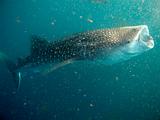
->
[1,0,160,120]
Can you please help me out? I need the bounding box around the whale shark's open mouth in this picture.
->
[124,25,154,55]
[137,25,154,49]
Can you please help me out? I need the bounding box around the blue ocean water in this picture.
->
[1,0,160,120]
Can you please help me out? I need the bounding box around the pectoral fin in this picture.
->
[42,59,75,75]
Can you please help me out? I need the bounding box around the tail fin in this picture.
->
[6,61,22,90]
[0,52,22,90]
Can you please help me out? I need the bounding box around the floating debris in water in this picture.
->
[77,107,80,111]
[131,74,136,77]
[51,19,56,26]
[79,15,94,23]
[115,76,119,81]
[16,16,21,23]
[74,71,78,74]
[80,16,83,19]
[90,0,107,4]
[83,94,87,97]
[51,22,55,25]
[87,18,94,23]
[23,102,27,106]
[89,103,94,107]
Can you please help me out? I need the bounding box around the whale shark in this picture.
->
[1,25,154,89]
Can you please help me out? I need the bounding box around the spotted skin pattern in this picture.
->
[16,25,152,69]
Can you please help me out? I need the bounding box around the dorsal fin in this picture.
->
[31,35,48,56]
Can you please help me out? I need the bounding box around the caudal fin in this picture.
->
[6,59,22,90]
[0,52,22,90]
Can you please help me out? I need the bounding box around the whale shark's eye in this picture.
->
[127,40,130,43]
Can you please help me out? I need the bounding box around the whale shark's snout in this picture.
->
[122,25,154,55]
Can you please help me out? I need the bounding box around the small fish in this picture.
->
[1,25,154,89]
